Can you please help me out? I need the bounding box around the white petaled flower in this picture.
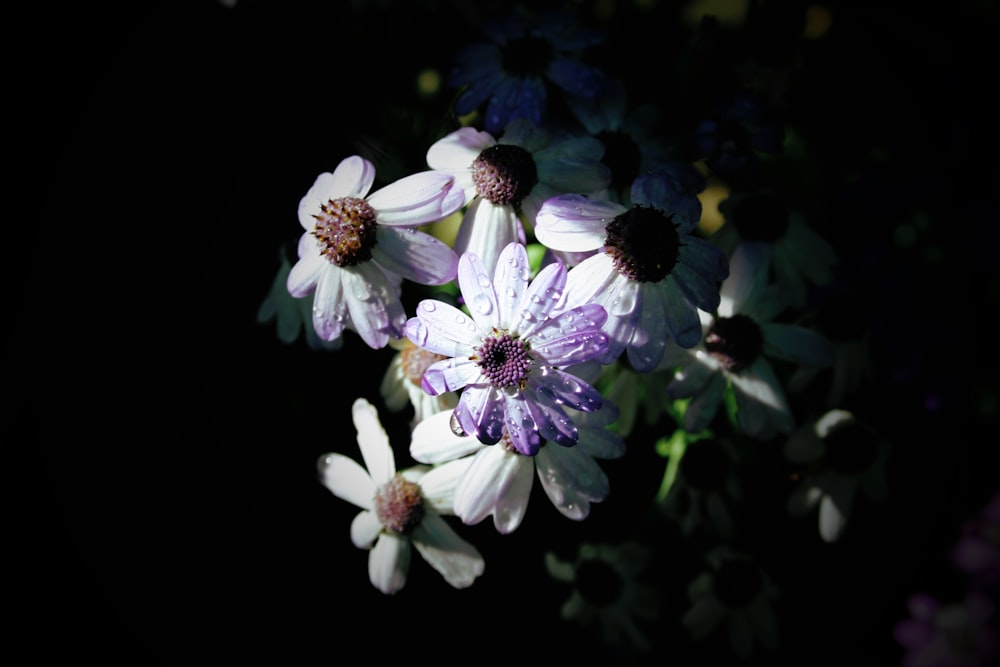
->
[660,243,835,440]
[545,541,661,654]
[784,409,890,543]
[714,189,837,310]
[535,172,730,372]
[410,400,625,534]
[317,398,484,595]
[380,337,459,427]
[682,547,780,660]
[404,241,610,456]
[287,155,465,349]
[425,117,610,273]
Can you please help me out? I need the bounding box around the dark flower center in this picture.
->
[597,129,641,194]
[401,341,447,388]
[501,34,554,79]
[704,314,763,373]
[824,419,880,475]
[727,191,789,243]
[576,559,623,607]
[680,439,731,492]
[604,205,681,283]
[374,474,425,535]
[474,331,532,390]
[472,144,538,207]
[311,196,378,267]
[712,557,762,608]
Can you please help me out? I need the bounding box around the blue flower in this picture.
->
[449,5,609,134]
[404,241,609,456]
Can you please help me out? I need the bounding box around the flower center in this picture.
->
[473,330,532,390]
[576,559,624,608]
[680,439,731,492]
[311,196,378,267]
[603,205,681,283]
[704,314,763,373]
[728,191,789,243]
[824,419,879,475]
[472,144,538,207]
[401,341,447,388]
[596,129,641,195]
[374,474,425,535]
[712,557,762,609]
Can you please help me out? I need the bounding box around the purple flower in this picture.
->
[404,242,609,456]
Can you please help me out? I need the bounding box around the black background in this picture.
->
[10,0,1000,664]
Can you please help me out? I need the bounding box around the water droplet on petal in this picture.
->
[450,411,466,437]
[471,293,493,316]
[420,301,437,313]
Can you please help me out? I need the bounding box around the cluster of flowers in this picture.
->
[251,1,990,659]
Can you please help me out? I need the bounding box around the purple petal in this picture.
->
[513,259,566,337]
[421,357,481,395]
[454,386,505,445]
[534,367,603,413]
[368,171,463,225]
[529,303,609,366]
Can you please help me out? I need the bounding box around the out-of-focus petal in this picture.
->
[412,512,485,589]
[317,452,375,510]
[368,532,409,595]
[352,398,396,485]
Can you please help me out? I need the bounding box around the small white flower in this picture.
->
[785,409,890,542]
[288,155,465,349]
[317,398,484,594]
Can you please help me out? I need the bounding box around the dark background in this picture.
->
[10,0,999,664]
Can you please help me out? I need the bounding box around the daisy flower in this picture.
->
[545,541,661,654]
[425,117,610,273]
[448,4,609,135]
[784,409,890,543]
[404,241,609,456]
[713,189,837,309]
[660,243,835,440]
[287,155,465,349]
[682,547,780,660]
[256,246,342,351]
[380,337,459,427]
[534,171,730,372]
[316,397,484,595]
[410,399,624,534]
[894,591,999,667]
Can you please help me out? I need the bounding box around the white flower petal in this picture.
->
[372,227,458,286]
[367,170,458,223]
[368,532,409,595]
[352,398,396,485]
[417,457,476,513]
[457,245,501,331]
[412,512,485,589]
[454,446,526,532]
[350,510,382,549]
[453,198,525,276]
[536,445,608,521]
[492,239,533,327]
[535,194,623,252]
[317,453,376,510]
[410,410,484,464]
[426,126,495,170]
